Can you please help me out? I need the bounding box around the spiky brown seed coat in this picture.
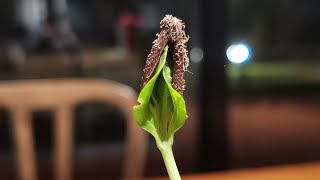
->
[141,15,189,95]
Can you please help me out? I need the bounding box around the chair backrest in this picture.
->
[0,79,148,180]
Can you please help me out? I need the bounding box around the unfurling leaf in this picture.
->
[133,46,186,141]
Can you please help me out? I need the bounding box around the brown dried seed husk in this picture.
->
[141,15,189,95]
[141,30,169,88]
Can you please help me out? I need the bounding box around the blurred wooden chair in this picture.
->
[0,79,148,180]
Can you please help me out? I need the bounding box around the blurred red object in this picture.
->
[118,11,142,28]
[117,11,142,52]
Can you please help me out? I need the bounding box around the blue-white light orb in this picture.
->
[226,43,250,64]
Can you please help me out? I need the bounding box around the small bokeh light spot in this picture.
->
[226,43,250,64]
[190,46,204,63]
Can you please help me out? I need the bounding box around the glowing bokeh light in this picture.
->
[190,46,204,63]
[226,43,250,63]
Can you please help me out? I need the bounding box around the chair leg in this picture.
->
[123,110,148,180]
[55,106,73,180]
[11,108,37,180]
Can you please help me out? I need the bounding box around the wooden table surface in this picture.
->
[148,162,320,180]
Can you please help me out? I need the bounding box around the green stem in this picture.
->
[159,143,181,180]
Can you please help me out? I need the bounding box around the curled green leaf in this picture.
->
[133,46,187,141]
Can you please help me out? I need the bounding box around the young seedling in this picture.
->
[133,15,189,180]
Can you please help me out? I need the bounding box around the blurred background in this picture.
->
[0,0,320,179]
